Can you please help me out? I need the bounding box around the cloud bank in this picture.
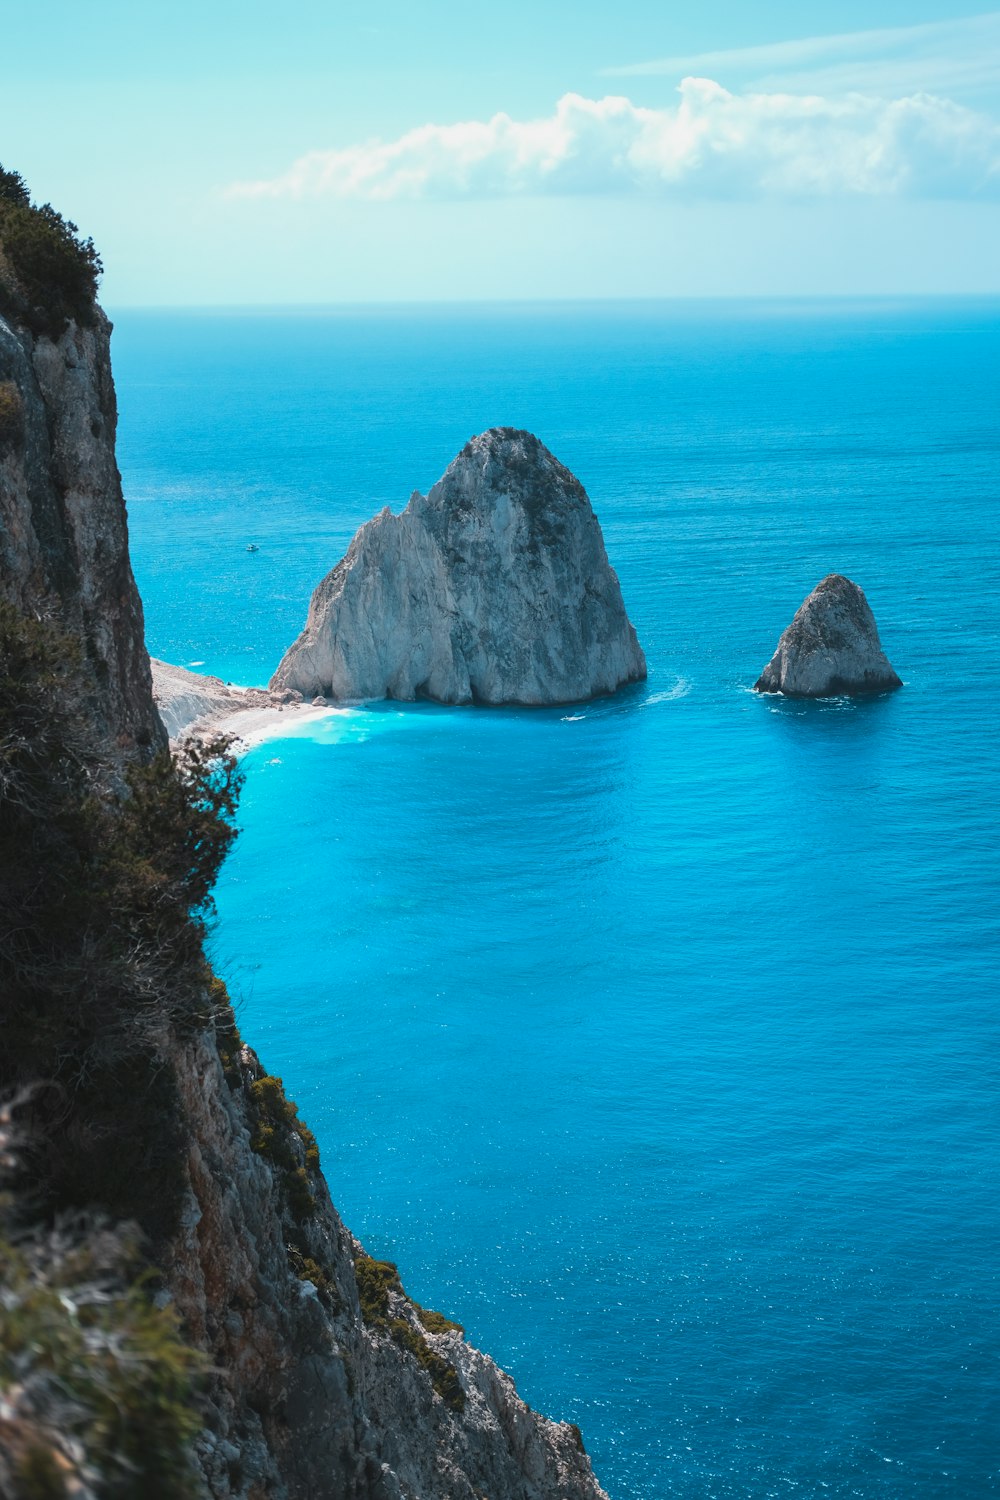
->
[231,80,1000,203]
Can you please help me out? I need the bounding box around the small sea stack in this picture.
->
[754,574,902,698]
[271,427,647,706]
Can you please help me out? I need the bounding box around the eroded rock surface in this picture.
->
[754,573,902,697]
[0,310,163,750]
[271,427,646,705]
[172,1029,609,1500]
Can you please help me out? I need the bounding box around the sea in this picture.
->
[113,300,1000,1499]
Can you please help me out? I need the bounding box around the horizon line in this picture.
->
[103,291,1000,314]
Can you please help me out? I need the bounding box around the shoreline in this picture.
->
[186,698,344,750]
[150,657,344,749]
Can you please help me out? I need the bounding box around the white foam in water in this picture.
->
[643,677,691,705]
[255,706,399,750]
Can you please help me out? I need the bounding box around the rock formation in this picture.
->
[271,427,646,705]
[754,573,902,697]
[1,186,608,1500]
[171,1027,607,1500]
[0,306,162,751]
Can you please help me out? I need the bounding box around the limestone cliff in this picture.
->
[0,306,162,751]
[272,428,646,706]
[754,573,902,698]
[0,205,607,1497]
[173,1026,606,1500]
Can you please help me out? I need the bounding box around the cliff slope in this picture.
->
[0,176,607,1500]
[272,428,646,706]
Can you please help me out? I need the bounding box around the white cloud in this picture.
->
[605,13,1000,98]
[230,81,1000,203]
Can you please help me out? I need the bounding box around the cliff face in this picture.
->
[174,1028,606,1500]
[0,309,162,750]
[272,428,646,706]
[0,296,607,1499]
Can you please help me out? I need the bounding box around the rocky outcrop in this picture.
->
[754,574,902,697]
[173,1025,607,1500]
[0,309,163,750]
[271,428,646,706]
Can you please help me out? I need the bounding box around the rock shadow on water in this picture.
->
[753,683,905,756]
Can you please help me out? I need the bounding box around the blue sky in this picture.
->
[2,1,998,303]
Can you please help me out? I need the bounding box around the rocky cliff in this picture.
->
[172,1027,606,1500]
[0,303,162,752]
[754,573,902,698]
[272,428,646,706]
[0,182,608,1500]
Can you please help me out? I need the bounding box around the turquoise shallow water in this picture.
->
[115,301,1000,1498]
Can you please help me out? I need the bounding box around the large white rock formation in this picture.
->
[271,427,646,705]
[754,573,902,697]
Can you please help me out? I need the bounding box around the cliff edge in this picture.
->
[0,302,162,751]
[272,428,646,706]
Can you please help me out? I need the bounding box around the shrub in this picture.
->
[0,1232,205,1500]
[0,163,102,336]
[354,1254,404,1325]
[248,1073,320,1170]
[353,1253,465,1410]
[285,1166,316,1223]
[0,166,30,208]
[0,602,242,1237]
[287,1245,339,1311]
[247,1073,318,1220]
[417,1306,464,1337]
[298,1121,321,1172]
[107,735,243,1030]
[388,1317,465,1410]
[211,979,244,1089]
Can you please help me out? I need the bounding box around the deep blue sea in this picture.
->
[114,301,1000,1499]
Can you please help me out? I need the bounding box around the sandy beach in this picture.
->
[150,658,343,749]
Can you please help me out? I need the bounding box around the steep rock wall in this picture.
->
[0,309,162,749]
[173,1023,606,1500]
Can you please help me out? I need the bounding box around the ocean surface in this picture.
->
[114,300,1000,1499]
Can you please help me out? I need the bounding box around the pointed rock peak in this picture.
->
[457,427,563,467]
[754,573,902,698]
[426,427,587,513]
[272,430,646,707]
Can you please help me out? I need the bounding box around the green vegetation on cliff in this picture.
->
[0,602,241,1236]
[0,165,102,336]
[0,602,244,1495]
[354,1252,466,1410]
[0,1229,205,1500]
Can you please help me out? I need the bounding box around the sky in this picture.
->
[2,1,999,303]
